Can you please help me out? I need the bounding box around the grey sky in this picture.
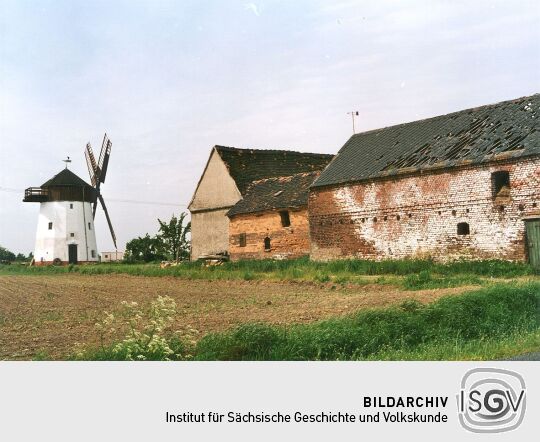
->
[1,0,539,254]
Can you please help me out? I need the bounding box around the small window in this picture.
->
[88,222,92,230]
[457,222,470,236]
[264,236,271,251]
[48,222,53,230]
[91,250,96,258]
[69,203,73,209]
[279,210,291,227]
[239,233,247,247]
[105,254,109,258]
[70,233,75,237]
[492,171,510,198]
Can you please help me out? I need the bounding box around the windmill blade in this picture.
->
[98,194,117,250]
[92,200,98,219]
[84,148,97,187]
[85,143,99,186]
[97,133,112,184]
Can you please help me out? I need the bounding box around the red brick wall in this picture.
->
[229,209,310,260]
[309,158,540,262]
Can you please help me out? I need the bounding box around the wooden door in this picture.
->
[68,244,78,264]
[525,220,540,271]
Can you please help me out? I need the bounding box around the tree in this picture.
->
[0,246,16,262]
[157,212,191,262]
[125,234,166,263]
[124,212,191,263]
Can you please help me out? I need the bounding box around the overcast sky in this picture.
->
[1,0,539,254]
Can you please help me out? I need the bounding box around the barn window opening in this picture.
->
[457,222,470,236]
[383,216,388,221]
[396,215,401,221]
[452,210,457,216]
[239,233,247,247]
[70,233,74,237]
[88,222,92,230]
[91,250,96,258]
[69,203,73,209]
[533,202,538,208]
[279,210,291,227]
[518,204,525,211]
[264,237,271,251]
[499,205,505,212]
[48,222,53,230]
[408,213,412,218]
[491,171,510,198]
[373,217,378,223]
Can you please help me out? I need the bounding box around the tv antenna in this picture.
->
[347,111,359,134]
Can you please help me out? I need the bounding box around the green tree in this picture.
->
[0,246,16,262]
[157,212,191,262]
[125,234,166,263]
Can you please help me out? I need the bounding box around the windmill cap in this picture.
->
[41,168,94,188]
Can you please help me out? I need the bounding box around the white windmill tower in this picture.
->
[23,134,117,265]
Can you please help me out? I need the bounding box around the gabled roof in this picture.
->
[41,168,94,188]
[227,171,320,217]
[313,94,540,188]
[215,145,333,194]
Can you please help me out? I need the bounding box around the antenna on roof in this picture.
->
[62,156,72,169]
[347,111,359,134]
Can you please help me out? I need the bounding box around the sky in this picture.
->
[0,0,539,254]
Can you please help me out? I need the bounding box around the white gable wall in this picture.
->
[189,148,242,259]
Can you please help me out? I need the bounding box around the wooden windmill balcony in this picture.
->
[23,187,49,202]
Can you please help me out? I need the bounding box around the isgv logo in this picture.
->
[457,368,526,433]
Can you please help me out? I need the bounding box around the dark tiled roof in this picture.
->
[313,94,540,188]
[227,171,320,217]
[215,145,333,194]
[41,168,94,188]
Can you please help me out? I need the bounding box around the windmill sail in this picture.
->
[98,194,117,250]
[85,133,117,249]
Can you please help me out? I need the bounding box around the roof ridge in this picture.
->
[351,93,540,138]
[214,145,333,156]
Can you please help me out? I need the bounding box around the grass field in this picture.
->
[0,259,538,361]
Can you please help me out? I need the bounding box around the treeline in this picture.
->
[0,246,31,263]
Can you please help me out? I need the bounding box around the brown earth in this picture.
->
[0,274,473,360]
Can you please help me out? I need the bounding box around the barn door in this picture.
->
[525,220,540,271]
[68,244,78,264]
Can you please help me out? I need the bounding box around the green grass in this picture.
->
[193,282,540,360]
[0,258,535,291]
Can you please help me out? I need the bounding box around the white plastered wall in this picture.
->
[34,201,98,263]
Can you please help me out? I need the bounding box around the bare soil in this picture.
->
[0,274,473,360]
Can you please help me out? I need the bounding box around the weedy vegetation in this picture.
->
[0,257,535,291]
[71,282,540,361]
[193,282,540,361]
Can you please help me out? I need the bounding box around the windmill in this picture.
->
[85,133,117,250]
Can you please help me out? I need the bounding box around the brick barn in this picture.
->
[188,146,333,260]
[227,172,321,260]
[309,94,540,268]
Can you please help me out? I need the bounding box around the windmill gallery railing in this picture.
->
[23,187,49,202]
